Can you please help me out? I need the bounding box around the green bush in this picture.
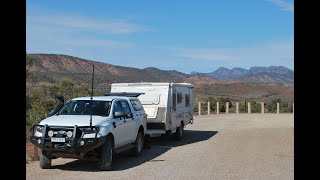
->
[26,108,45,141]
[267,98,289,113]
[250,101,261,113]
[215,97,232,113]
[239,101,247,113]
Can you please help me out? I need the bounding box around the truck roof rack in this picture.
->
[104,92,145,97]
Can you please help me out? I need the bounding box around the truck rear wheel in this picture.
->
[98,138,113,171]
[174,122,184,141]
[39,150,52,169]
[131,132,144,156]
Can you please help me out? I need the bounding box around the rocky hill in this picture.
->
[28,54,219,88]
[194,66,294,84]
[27,53,294,103]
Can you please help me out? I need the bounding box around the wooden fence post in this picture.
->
[217,102,219,114]
[293,103,294,114]
[226,102,229,114]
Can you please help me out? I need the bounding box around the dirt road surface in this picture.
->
[26,114,293,180]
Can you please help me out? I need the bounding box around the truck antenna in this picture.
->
[90,64,94,127]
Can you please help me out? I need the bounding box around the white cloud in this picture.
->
[26,7,145,53]
[266,0,294,13]
[171,40,294,69]
[173,48,237,61]
[27,5,151,35]
[28,14,151,35]
[27,23,134,49]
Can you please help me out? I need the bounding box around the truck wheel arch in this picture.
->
[138,125,144,135]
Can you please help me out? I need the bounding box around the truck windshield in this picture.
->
[57,100,112,117]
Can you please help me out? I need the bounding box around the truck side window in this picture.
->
[120,101,131,114]
[130,100,143,111]
[113,101,122,113]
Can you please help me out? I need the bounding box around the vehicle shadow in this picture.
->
[51,130,218,172]
[150,130,218,148]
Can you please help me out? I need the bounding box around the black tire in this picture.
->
[174,122,184,141]
[98,138,113,171]
[131,132,144,156]
[39,150,52,169]
[144,134,151,149]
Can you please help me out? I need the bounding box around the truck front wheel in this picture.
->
[98,138,113,171]
[39,150,52,169]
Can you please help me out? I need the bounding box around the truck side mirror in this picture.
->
[126,112,133,118]
[114,111,126,118]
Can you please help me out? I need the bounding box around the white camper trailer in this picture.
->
[111,82,193,139]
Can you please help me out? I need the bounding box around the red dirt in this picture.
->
[26,143,39,162]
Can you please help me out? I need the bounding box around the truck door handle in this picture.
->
[112,122,116,128]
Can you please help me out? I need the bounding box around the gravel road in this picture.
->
[26,114,294,180]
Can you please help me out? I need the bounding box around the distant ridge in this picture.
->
[27,53,294,103]
[28,54,218,87]
[190,66,293,84]
[29,53,293,85]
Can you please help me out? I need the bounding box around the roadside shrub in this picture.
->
[250,101,261,113]
[215,97,232,113]
[267,98,289,113]
[26,108,45,141]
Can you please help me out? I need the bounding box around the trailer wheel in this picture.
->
[174,122,184,141]
[131,132,144,156]
[98,138,113,171]
[39,150,52,169]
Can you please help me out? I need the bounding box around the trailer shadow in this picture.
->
[150,130,218,148]
[51,130,218,171]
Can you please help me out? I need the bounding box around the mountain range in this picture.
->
[27,54,294,103]
[190,66,294,84]
[28,54,293,86]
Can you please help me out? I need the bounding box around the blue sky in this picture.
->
[26,0,294,74]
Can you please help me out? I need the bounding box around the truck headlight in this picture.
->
[67,131,73,138]
[48,130,54,137]
[36,126,43,133]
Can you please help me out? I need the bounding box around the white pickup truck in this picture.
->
[30,93,147,171]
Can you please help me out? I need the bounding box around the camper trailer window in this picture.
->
[177,93,182,104]
[185,94,190,107]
